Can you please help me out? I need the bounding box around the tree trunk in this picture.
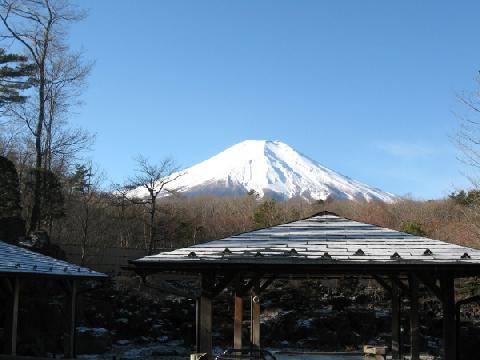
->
[29,67,46,233]
[143,207,148,252]
[81,204,89,265]
[148,194,156,255]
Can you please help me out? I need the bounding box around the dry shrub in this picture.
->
[327,198,480,249]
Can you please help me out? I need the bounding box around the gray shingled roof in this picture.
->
[134,214,480,267]
[0,240,107,278]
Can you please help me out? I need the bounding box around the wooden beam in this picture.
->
[250,280,260,348]
[372,275,392,293]
[210,273,236,298]
[416,273,442,300]
[441,275,456,360]
[391,281,401,360]
[64,280,78,359]
[408,274,420,360]
[390,275,410,296]
[234,293,243,350]
[259,275,276,292]
[236,273,264,296]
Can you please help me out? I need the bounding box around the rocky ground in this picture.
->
[74,277,480,359]
[3,276,479,359]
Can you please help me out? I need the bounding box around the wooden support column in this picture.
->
[64,280,78,359]
[391,281,401,360]
[196,273,214,359]
[3,277,20,355]
[250,284,260,348]
[409,274,420,360]
[196,295,212,357]
[441,275,456,360]
[234,293,243,349]
[456,303,461,360]
[10,277,20,356]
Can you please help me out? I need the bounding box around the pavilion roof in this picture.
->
[132,213,480,274]
[0,240,107,278]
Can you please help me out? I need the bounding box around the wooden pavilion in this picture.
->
[130,212,480,360]
[0,240,107,358]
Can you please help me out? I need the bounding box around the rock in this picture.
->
[75,327,112,355]
[138,336,153,343]
[157,335,169,343]
[151,350,178,356]
[116,339,131,346]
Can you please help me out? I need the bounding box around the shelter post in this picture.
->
[234,293,243,349]
[5,277,21,356]
[391,281,401,360]
[64,280,78,358]
[408,274,420,360]
[250,281,260,348]
[3,277,21,355]
[441,275,456,360]
[196,273,214,358]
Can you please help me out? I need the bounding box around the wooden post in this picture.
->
[196,294,212,358]
[196,274,214,359]
[2,279,12,354]
[409,274,420,360]
[250,290,260,348]
[234,293,243,349]
[456,304,461,360]
[441,275,456,360]
[391,282,401,360]
[65,280,78,359]
[9,277,20,356]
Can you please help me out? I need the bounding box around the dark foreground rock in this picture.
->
[76,327,112,355]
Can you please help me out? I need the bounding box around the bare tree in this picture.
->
[125,156,182,255]
[109,184,136,248]
[69,163,105,264]
[0,0,91,232]
[43,48,93,172]
[452,74,480,235]
[454,75,480,171]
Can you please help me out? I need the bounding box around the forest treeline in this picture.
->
[3,149,480,265]
[51,188,480,254]
[46,189,480,255]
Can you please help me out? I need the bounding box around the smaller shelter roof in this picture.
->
[0,240,107,278]
[131,213,480,276]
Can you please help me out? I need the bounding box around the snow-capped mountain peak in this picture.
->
[131,140,396,202]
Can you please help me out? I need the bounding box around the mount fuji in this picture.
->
[131,140,396,202]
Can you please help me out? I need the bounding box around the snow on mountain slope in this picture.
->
[130,140,397,202]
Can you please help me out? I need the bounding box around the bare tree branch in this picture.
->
[123,156,184,254]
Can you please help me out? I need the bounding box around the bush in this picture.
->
[401,221,427,236]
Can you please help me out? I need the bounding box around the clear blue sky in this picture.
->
[68,0,480,199]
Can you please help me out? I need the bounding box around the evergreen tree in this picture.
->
[0,156,25,243]
[0,48,33,107]
[0,156,21,218]
[24,168,65,231]
[449,189,480,206]
[401,221,426,237]
[70,164,92,194]
[254,199,280,228]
